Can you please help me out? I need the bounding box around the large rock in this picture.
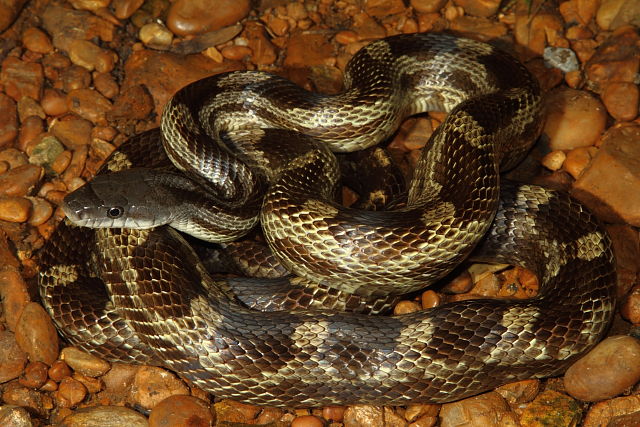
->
[167,0,250,36]
[572,124,640,226]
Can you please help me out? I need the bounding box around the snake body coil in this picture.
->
[40,33,616,407]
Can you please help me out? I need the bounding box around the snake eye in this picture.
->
[107,206,124,219]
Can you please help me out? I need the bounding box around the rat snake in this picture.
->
[39,33,616,407]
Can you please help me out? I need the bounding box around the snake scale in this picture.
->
[39,33,616,407]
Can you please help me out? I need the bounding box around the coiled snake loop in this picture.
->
[39,33,616,407]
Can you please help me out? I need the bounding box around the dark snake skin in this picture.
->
[39,33,616,407]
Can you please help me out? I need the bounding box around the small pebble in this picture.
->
[61,145,88,185]
[411,0,447,13]
[543,46,580,72]
[68,0,110,11]
[420,290,440,309]
[0,270,31,332]
[149,395,213,427]
[0,196,31,222]
[266,16,289,37]
[441,270,474,293]
[602,82,639,121]
[113,0,144,19]
[583,395,640,426]
[393,300,421,314]
[41,89,69,116]
[66,177,86,192]
[322,406,346,422]
[93,73,120,99]
[17,97,45,121]
[61,65,92,92]
[564,146,596,179]
[343,405,406,426]
[286,2,308,20]
[402,118,433,150]
[56,377,88,408]
[1,57,44,102]
[40,378,58,392]
[58,405,148,427]
[0,164,43,197]
[214,399,261,423]
[0,405,33,426]
[72,372,103,393]
[519,389,580,427]
[404,403,439,422]
[0,93,18,147]
[541,150,566,171]
[108,84,154,120]
[48,360,73,382]
[14,302,59,365]
[255,407,286,424]
[621,285,640,324]
[0,148,28,169]
[66,88,113,125]
[68,39,116,73]
[284,31,334,68]
[91,126,118,142]
[291,414,324,427]
[132,365,189,409]
[61,347,111,377]
[139,22,174,50]
[18,116,44,152]
[28,135,66,172]
[595,0,640,30]
[573,124,640,226]
[439,392,517,427]
[50,150,73,175]
[0,330,28,383]
[221,45,252,61]
[1,382,50,417]
[44,190,67,206]
[19,361,49,389]
[22,27,53,54]
[335,30,359,45]
[27,197,54,227]
[51,117,93,149]
[564,335,640,402]
[495,379,540,404]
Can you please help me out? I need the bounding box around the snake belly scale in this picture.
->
[39,33,616,407]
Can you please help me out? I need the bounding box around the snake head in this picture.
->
[61,168,177,230]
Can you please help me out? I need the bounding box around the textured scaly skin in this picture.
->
[39,34,616,407]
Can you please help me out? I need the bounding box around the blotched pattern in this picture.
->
[39,33,616,408]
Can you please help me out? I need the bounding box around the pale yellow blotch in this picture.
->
[576,231,606,261]
[300,199,339,218]
[420,200,455,226]
[372,148,392,167]
[488,306,549,362]
[457,37,495,55]
[107,151,132,172]
[46,265,79,286]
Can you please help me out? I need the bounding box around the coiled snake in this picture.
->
[39,33,616,407]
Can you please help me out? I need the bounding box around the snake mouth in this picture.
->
[60,197,86,223]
